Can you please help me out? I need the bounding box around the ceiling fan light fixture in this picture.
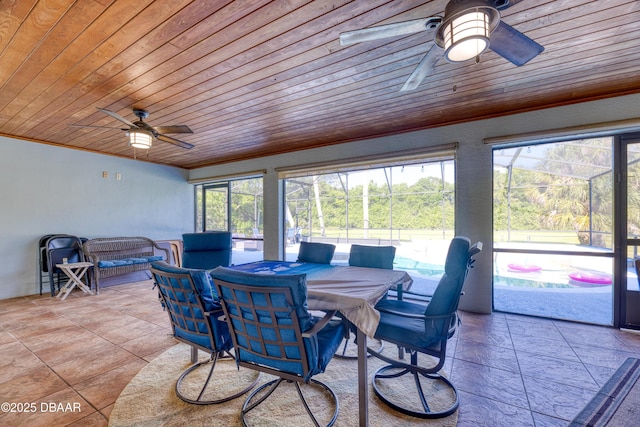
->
[436,1,500,63]
[443,11,490,62]
[128,129,153,149]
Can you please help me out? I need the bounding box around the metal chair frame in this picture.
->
[43,235,86,297]
[214,278,342,427]
[367,238,482,419]
[368,312,460,418]
[38,234,62,295]
[152,267,259,405]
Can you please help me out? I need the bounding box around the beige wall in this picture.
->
[0,138,193,299]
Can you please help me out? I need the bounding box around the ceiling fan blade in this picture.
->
[69,124,127,130]
[157,133,194,149]
[489,21,543,66]
[340,17,442,46]
[153,125,193,134]
[96,107,137,127]
[400,44,441,92]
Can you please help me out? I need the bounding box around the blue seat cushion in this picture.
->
[374,301,449,351]
[122,256,163,264]
[313,319,346,375]
[182,232,232,269]
[173,314,229,351]
[210,267,312,330]
[182,232,232,251]
[151,261,220,310]
[97,259,133,268]
[182,251,231,270]
[296,241,336,264]
[375,298,426,316]
[151,261,230,351]
[374,237,471,352]
[211,266,345,379]
[424,237,470,317]
[98,255,163,268]
[348,245,396,269]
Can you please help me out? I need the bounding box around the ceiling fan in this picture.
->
[339,0,544,91]
[72,107,194,149]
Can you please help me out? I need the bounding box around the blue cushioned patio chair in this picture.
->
[182,232,232,270]
[150,261,258,405]
[368,236,482,419]
[296,241,336,264]
[348,244,396,269]
[211,267,347,427]
[335,244,397,359]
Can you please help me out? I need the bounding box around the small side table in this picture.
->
[55,262,94,300]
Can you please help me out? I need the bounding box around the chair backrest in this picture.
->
[46,235,85,274]
[151,261,230,352]
[348,244,396,269]
[182,232,232,269]
[40,234,71,273]
[296,241,336,264]
[211,267,321,381]
[425,237,482,318]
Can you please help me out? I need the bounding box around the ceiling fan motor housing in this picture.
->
[133,109,149,119]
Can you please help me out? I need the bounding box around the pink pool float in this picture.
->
[508,263,542,273]
[568,271,612,286]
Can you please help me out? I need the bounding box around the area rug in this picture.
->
[109,343,458,426]
[568,357,640,426]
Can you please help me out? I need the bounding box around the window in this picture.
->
[194,176,264,263]
[282,156,455,295]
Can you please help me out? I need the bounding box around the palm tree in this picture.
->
[521,139,613,247]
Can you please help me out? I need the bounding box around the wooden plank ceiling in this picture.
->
[1,0,639,169]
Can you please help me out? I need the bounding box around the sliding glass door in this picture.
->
[493,139,615,325]
[493,135,640,329]
[622,135,640,329]
[198,183,229,231]
[194,177,264,264]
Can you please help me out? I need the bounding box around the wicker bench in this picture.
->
[83,237,170,294]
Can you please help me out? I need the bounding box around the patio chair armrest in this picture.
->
[377,305,458,325]
[397,288,433,299]
[424,312,459,324]
[390,288,464,302]
[469,242,483,256]
[302,310,337,338]
[376,305,426,319]
[425,312,460,337]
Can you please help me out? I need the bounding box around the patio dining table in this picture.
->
[229,260,413,426]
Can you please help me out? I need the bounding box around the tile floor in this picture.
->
[0,281,175,426]
[1,280,639,426]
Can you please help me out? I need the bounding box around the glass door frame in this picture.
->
[618,133,640,329]
[200,182,231,232]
